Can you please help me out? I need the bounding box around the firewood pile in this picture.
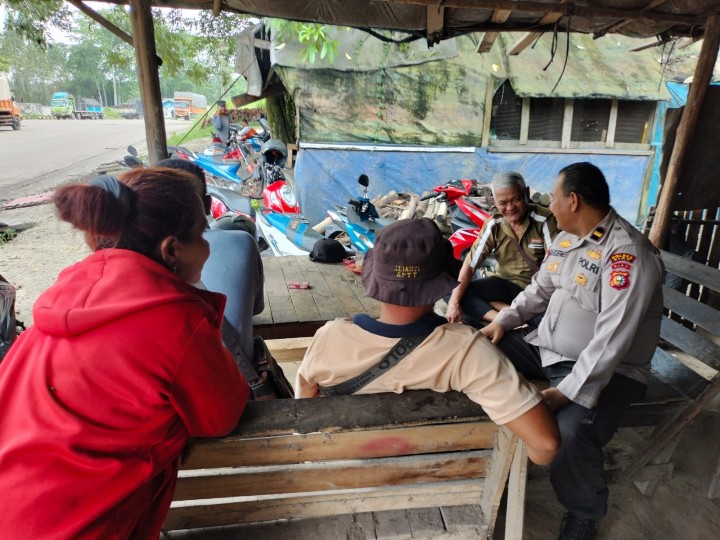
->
[370,184,495,234]
[312,182,550,238]
[201,108,267,128]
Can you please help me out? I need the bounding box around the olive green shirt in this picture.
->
[465,203,558,289]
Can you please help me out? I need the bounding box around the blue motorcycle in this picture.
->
[327,174,393,253]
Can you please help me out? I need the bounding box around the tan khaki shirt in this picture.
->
[495,208,664,409]
[465,203,558,289]
[297,318,541,425]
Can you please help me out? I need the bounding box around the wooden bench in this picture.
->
[286,143,298,168]
[608,250,720,497]
[252,256,380,340]
[164,250,720,536]
[163,390,528,539]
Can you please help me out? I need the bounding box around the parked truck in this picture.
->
[0,76,22,130]
[50,92,105,119]
[113,98,143,119]
[173,92,207,120]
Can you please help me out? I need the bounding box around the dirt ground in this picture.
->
[1,199,719,539]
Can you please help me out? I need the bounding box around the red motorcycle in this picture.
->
[424,179,492,260]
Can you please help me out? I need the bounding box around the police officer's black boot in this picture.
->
[558,513,597,540]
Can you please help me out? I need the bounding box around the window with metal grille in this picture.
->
[571,99,612,142]
[528,98,564,141]
[490,81,522,140]
[615,101,654,144]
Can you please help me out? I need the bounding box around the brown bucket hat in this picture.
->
[362,218,459,307]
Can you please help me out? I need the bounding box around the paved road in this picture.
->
[0,118,189,201]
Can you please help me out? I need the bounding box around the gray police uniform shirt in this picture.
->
[495,208,664,409]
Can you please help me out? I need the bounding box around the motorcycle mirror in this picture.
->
[123,155,144,169]
[358,174,369,188]
[127,145,138,157]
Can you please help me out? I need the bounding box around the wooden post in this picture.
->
[648,14,720,248]
[129,0,168,164]
[481,77,494,148]
[68,1,134,46]
[519,97,530,145]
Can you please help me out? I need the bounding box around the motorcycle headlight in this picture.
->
[280,185,297,207]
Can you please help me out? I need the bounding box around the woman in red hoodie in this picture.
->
[0,168,250,539]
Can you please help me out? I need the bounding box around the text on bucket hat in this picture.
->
[361,218,458,307]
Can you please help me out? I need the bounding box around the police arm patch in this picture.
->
[610,269,630,290]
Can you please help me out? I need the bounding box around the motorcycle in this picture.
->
[205,117,271,173]
[422,179,492,260]
[201,139,321,257]
[327,174,394,253]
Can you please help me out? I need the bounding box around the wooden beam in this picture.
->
[504,442,528,540]
[230,81,285,108]
[480,428,518,538]
[519,97,530,145]
[508,4,566,55]
[174,450,491,501]
[618,375,720,483]
[508,31,543,56]
[212,0,221,17]
[477,32,500,53]
[375,0,706,27]
[649,13,720,248]
[595,0,673,38]
[67,0,133,46]
[629,38,667,52]
[165,479,484,531]
[427,5,445,42]
[561,99,573,148]
[182,422,498,469]
[481,77,494,148]
[129,0,168,164]
[606,99,618,147]
[476,10,512,53]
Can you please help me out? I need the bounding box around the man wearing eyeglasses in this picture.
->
[446,172,558,324]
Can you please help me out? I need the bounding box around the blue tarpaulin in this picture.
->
[295,146,651,227]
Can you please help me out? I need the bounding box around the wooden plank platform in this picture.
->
[253,256,380,339]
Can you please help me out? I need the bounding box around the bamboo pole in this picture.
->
[129,0,168,164]
[649,14,720,248]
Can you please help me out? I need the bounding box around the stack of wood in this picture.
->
[372,191,454,234]
[201,108,267,128]
[312,184,552,237]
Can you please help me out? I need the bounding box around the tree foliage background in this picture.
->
[0,2,251,106]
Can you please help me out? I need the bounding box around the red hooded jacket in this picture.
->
[0,249,249,539]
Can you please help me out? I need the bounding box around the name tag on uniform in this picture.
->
[529,237,544,250]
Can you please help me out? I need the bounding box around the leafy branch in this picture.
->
[268,20,342,64]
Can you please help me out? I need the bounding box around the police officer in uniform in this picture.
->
[482,162,664,540]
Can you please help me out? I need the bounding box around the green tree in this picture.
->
[0,0,72,48]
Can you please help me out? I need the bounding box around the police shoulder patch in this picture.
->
[610,270,630,290]
[610,253,636,264]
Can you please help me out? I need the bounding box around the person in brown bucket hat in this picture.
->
[296,218,560,466]
[361,218,459,307]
